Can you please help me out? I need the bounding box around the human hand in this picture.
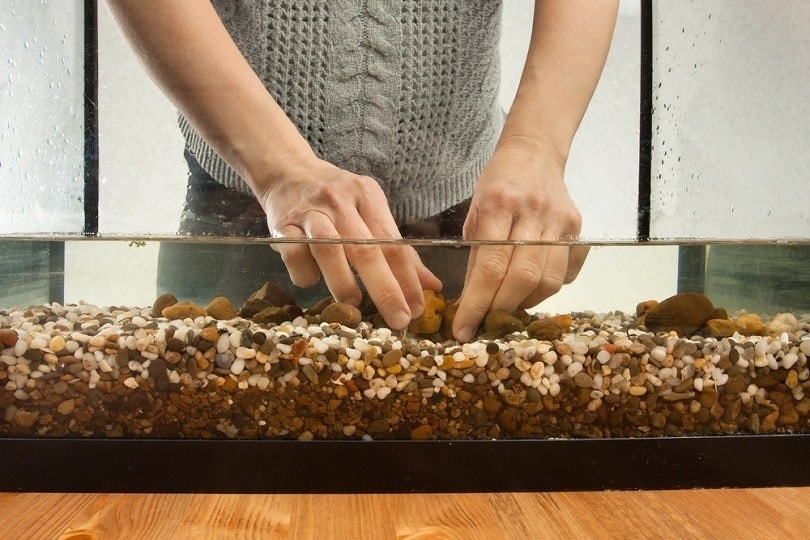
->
[254,149,442,329]
[452,138,589,342]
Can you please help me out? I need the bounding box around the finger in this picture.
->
[453,242,515,342]
[518,245,570,309]
[328,204,412,329]
[565,245,590,284]
[272,224,321,288]
[302,212,363,306]
[489,243,550,311]
[356,190,433,319]
[344,241,411,329]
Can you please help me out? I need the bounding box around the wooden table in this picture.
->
[1,489,807,538]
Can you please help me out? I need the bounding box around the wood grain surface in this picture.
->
[0,489,807,539]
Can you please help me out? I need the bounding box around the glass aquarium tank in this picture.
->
[0,1,807,492]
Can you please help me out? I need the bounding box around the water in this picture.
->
[0,237,808,441]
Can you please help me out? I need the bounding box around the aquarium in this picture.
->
[1,1,808,492]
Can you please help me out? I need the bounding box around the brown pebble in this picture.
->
[643,293,715,336]
[321,302,362,328]
[382,349,403,368]
[246,281,296,308]
[526,318,564,341]
[162,301,207,320]
[410,424,434,440]
[636,300,659,318]
[13,409,39,428]
[206,296,238,320]
[0,328,19,347]
[705,318,738,338]
[573,372,594,388]
[484,310,524,338]
[252,306,290,325]
[199,326,220,344]
[151,292,178,318]
[440,301,460,340]
[735,313,765,335]
[57,399,75,415]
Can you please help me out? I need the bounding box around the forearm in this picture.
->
[105,0,309,195]
[500,0,619,165]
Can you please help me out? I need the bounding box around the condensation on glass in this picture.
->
[0,0,85,234]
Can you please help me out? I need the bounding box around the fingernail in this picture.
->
[456,326,474,343]
[389,310,411,330]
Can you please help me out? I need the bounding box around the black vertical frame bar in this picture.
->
[637,0,653,241]
[83,0,99,236]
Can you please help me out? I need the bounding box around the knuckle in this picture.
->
[511,264,544,290]
[538,270,566,296]
[477,252,511,281]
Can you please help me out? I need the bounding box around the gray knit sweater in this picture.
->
[180,0,503,222]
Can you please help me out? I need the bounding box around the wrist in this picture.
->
[494,134,568,173]
[243,141,316,201]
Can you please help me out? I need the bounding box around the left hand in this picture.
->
[452,137,589,342]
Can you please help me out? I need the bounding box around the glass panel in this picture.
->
[0,0,85,234]
[651,0,810,239]
[96,1,640,240]
[1,237,808,441]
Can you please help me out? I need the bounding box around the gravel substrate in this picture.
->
[1,298,808,440]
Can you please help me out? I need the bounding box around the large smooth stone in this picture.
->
[643,292,715,336]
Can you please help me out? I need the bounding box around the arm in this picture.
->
[453,0,619,341]
[105,0,440,328]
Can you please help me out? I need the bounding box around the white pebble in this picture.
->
[799,340,810,356]
[754,339,767,357]
[235,346,256,359]
[596,349,611,364]
[123,377,139,389]
[216,334,231,354]
[650,346,667,362]
[230,358,245,375]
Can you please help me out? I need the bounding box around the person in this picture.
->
[106,0,618,342]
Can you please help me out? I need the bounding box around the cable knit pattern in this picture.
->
[179,0,503,223]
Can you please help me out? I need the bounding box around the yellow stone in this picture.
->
[199,326,220,344]
[786,369,799,389]
[438,355,456,371]
[408,290,445,334]
[386,364,402,374]
[735,313,765,336]
[162,301,207,320]
[49,335,66,353]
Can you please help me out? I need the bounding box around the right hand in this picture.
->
[254,149,442,329]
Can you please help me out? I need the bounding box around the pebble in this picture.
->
[408,290,444,334]
[321,302,362,328]
[642,292,715,336]
[206,297,238,320]
[152,293,178,318]
[162,302,207,320]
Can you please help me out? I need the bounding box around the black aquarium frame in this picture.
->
[2,434,808,493]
